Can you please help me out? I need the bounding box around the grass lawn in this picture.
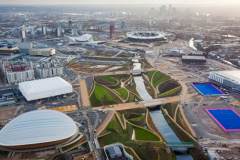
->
[159,86,182,98]
[95,75,119,86]
[146,71,156,80]
[90,83,121,106]
[115,87,129,100]
[151,71,170,88]
[130,123,160,141]
[128,115,145,124]
[99,114,171,160]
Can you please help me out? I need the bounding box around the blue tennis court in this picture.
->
[206,108,240,132]
[192,82,224,96]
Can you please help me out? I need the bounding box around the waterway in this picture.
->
[133,76,193,160]
[133,76,152,101]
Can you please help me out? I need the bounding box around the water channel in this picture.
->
[133,76,193,160]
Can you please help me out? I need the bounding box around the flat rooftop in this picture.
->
[19,77,73,101]
[182,55,206,60]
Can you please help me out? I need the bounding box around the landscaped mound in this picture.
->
[99,110,173,160]
[146,70,182,98]
[90,74,141,107]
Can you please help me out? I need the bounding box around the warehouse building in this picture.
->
[0,47,19,55]
[29,48,56,57]
[19,77,73,101]
[181,55,206,65]
[0,110,81,151]
[209,70,240,92]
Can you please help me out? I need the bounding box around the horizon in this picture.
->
[1,0,240,5]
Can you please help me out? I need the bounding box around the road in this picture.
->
[79,79,91,108]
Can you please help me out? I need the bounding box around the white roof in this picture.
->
[211,70,240,83]
[133,62,141,71]
[19,77,73,101]
[68,34,93,42]
[0,110,78,147]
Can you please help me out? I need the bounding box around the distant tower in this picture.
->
[68,19,73,28]
[20,25,26,41]
[109,22,115,39]
[57,25,62,37]
[72,26,78,36]
[121,21,126,30]
[42,25,47,36]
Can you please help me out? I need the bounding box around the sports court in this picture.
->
[206,108,240,132]
[192,82,224,96]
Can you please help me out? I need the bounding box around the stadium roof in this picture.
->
[127,31,166,40]
[0,110,78,148]
[19,77,73,101]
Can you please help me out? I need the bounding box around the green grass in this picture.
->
[151,71,170,88]
[146,71,156,80]
[115,87,129,100]
[99,114,169,160]
[128,115,145,124]
[128,93,137,102]
[130,123,159,141]
[90,83,121,106]
[159,86,182,98]
[95,75,119,85]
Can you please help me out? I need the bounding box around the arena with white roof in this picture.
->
[19,77,73,101]
[0,110,81,151]
[209,70,240,92]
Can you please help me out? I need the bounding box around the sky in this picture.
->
[1,0,240,5]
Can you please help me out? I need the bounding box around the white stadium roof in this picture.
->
[0,110,78,147]
[19,77,73,101]
[126,31,166,40]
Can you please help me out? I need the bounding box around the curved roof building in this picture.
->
[0,110,79,151]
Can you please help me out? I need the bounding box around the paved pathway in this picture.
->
[79,79,91,108]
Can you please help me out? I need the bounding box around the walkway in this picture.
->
[79,79,91,107]
[94,95,182,111]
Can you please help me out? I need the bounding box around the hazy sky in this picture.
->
[1,0,240,5]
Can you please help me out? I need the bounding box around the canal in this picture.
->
[133,76,193,160]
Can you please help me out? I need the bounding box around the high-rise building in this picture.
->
[1,59,35,84]
[57,25,62,37]
[109,22,115,39]
[35,58,64,78]
[42,25,47,36]
[20,25,26,41]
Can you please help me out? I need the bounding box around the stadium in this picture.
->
[126,31,167,42]
[209,70,240,92]
[0,110,82,151]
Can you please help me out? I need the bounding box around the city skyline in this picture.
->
[1,0,240,5]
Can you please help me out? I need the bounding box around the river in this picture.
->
[133,76,193,160]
